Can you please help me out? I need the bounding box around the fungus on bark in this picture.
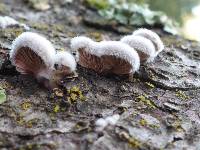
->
[71,36,140,78]
[10,32,76,89]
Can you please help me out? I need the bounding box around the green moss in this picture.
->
[137,95,156,109]
[67,86,85,103]
[49,86,86,113]
[85,0,110,10]
[149,124,160,129]
[128,137,142,149]
[175,90,189,100]
[139,118,148,126]
[145,82,155,89]
[0,87,6,105]
[21,101,32,111]
[54,104,60,113]
[138,117,160,129]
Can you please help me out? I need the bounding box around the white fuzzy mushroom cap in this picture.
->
[121,35,157,62]
[54,51,77,72]
[133,28,164,54]
[71,36,93,53]
[71,36,94,62]
[10,32,56,68]
[71,36,140,72]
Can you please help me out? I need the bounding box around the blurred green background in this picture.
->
[86,0,200,41]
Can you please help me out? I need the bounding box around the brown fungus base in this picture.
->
[78,48,133,76]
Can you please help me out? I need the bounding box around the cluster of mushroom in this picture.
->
[71,28,164,77]
[10,32,77,89]
[10,28,164,89]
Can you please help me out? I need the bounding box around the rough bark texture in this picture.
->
[0,0,200,150]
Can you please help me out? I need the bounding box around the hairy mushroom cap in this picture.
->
[71,36,93,51]
[70,36,94,62]
[45,51,77,89]
[98,41,140,72]
[71,36,140,74]
[54,51,77,72]
[10,32,56,69]
[133,28,164,54]
[121,35,157,62]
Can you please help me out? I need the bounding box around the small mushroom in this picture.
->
[10,32,76,89]
[50,51,77,87]
[71,36,140,78]
[121,28,164,63]
[121,35,156,62]
[133,28,164,54]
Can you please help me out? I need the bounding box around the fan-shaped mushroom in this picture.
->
[71,36,140,78]
[121,28,164,62]
[133,28,164,54]
[10,32,76,89]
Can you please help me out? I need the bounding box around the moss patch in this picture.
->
[67,86,85,103]
[128,137,142,149]
[21,101,32,111]
[136,95,156,109]
[175,90,189,100]
[145,82,155,89]
[139,118,148,126]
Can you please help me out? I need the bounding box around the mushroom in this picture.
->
[121,28,164,63]
[10,32,76,89]
[121,35,156,62]
[133,28,164,55]
[71,36,140,79]
[50,51,77,87]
